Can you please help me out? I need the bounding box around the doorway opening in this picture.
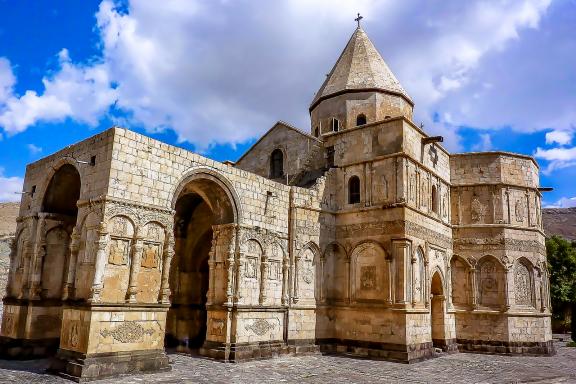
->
[166,175,235,353]
[430,271,447,350]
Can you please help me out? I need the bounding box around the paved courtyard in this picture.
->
[0,338,574,383]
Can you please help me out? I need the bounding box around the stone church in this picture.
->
[0,25,554,381]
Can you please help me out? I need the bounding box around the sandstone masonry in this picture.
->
[0,26,553,381]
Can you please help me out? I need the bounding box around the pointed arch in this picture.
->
[323,241,349,302]
[514,257,535,308]
[477,255,506,309]
[450,254,471,308]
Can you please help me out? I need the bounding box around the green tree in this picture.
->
[546,236,576,340]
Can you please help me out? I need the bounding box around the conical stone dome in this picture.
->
[310,27,412,111]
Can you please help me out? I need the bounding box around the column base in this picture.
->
[457,339,556,356]
[0,336,60,359]
[49,348,171,382]
[317,338,435,363]
[200,339,319,362]
[432,338,459,353]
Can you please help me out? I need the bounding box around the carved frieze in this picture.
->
[100,321,155,343]
[244,319,276,336]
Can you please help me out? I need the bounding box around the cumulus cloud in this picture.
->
[0,167,24,203]
[545,196,576,208]
[0,49,117,135]
[0,0,564,152]
[545,130,572,146]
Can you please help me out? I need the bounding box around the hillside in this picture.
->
[542,207,576,241]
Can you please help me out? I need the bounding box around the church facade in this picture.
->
[0,26,554,381]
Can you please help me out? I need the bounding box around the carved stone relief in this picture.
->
[515,262,532,306]
[471,198,487,224]
[108,238,130,265]
[100,321,155,343]
[141,242,160,269]
[244,257,258,279]
[515,199,526,222]
[360,265,377,290]
[244,319,276,336]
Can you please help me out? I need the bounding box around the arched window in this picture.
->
[431,185,439,214]
[270,149,284,179]
[330,118,340,132]
[356,114,367,126]
[348,176,361,204]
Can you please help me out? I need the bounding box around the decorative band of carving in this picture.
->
[100,321,155,343]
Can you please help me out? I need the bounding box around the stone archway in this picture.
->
[430,271,446,350]
[166,173,237,353]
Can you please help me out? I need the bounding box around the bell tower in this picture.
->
[310,21,413,137]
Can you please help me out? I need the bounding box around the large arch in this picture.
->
[167,170,238,352]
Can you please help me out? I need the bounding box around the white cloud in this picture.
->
[0,49,117,135]
[471,133,493,152]
[27,144,42,155]
[0,168,24,203]
[545,130,572,146]
[0,0,562,152]
[534,146,576,175]
[545,196,576,208]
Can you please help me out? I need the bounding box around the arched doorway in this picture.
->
[430,271,447,350]
[166,174,236,353]
[40,163,81,299]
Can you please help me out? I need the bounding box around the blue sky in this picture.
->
[0,0,575,207]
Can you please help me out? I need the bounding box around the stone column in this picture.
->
[5,236,18,297]
[225,226,237,306]
[470,267,478,309]
[424,259,430,308]
[503,266,512,311]
[126,236,144,303]
[411,254,417,307]
[89,222,108,303]
[62,227,81,300]
[293,254,301,303]
[446,264,453,310]
[28,214,47,300]
[281,252,289,305]
[18,240,34,300]
[392,239,411,304]
[233,252,245,304]
[159,237,175,304]
[206,233,217,306]
[386,256,393,305]
[259,253,269,305]
[346,258,352,304]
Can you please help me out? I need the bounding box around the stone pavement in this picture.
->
[0,339,574,384]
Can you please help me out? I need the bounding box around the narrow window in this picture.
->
[356,114,367,126]
[270,149,284,179]
[90,155,96,166]
[31,185,36,197]
[330,118,340,132]
[431,185,439,214]
[348,176,361,204]
[327,146,335,168]
[314,126,319,137]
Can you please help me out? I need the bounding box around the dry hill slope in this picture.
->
[542,208,576,241]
